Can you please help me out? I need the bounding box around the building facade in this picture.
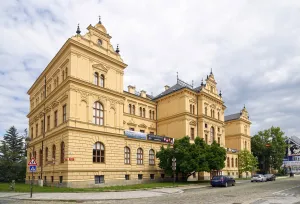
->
[26,19,252,187]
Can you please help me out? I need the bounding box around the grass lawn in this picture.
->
[0,181,210,193]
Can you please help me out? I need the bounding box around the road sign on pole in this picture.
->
[28,157,37,166]
[29,166,36,172]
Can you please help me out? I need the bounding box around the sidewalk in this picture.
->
[0,187,186,201]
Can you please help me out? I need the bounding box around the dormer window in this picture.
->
[98,39,102,46]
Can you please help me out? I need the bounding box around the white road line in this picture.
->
[272,184,300,195]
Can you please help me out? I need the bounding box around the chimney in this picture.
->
[164,85,170,91]
[140,90,146,98]
[128,85,136,94]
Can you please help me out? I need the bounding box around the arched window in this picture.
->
[235,158,238,167]
[93,142,105,163]
[149,149,155,165]
[52,145,56,160]
[218,112,220,120]
[140,107,142,117]
[39,149,43,167]
[61,142,65,163]
[137,148,143,165]
[227,157,230,167]
[129,104,131,114]
[211,109,213,117]
[132,105,135,115]
[193,105,195,114]
[205,107,207,115]
[205,134,208,144]
[45,147,48,162]
[94,72,99,85]
[149,110,151,119]
[143,108,145,117]
[152,111,155,120]
[65,68,68,78]
[100,74,105,87]
[98,39,102,45]
[190,104,192,113]
[124,146,130,164]
[93,102,104,125]
[210,126,214,142]
[231,158,234,167]
[218,137,220,144]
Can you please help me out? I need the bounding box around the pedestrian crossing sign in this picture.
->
[27,157,37,166]
[29,166,36,172]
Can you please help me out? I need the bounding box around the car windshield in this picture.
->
[253,174,260,177]
[212,176,223,180]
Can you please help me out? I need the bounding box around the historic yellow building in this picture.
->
[26,19,251,187]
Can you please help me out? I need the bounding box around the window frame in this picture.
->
[149,149,155,165]
[137,148,143,165]
[94,72,99,86]
[54,110,58,127]
[93,142,105,163]
[93,102,104,126]
[63,104,67,123]
[124,146,130,164]
[52,145,56,160]
[100,74,105,87]
[190,128,195,140]
[61,141,65,163]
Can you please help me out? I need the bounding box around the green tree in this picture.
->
[206,141,226,177]
[238,149,258,177]
[0,126,26,182]
[251,126,287,173]
[156,136,209,181]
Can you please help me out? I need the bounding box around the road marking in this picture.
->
[272,185,300,195]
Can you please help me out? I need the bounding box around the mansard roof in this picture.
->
[225,113,241,122]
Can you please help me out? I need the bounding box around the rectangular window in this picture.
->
[205,123,207,128]
[140,130,145,133]
[150,132,154,135]
[54,111,58,127]
[218,137,220,144]
[59,176,63,184]
[190,128,194,140]
[51,176,54,183]
[138,174,143,180]
[31,127,33,139]
[129,128,134,131]
[161,174,165,179]
[63,105,67,122]
[150,174,154,180]
[47,115,50,131]
[36,124,38,137]
[95,175,105,184]
[125,175,130,180]
[41,120,44,134]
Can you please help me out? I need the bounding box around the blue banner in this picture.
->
[124,130,147,140]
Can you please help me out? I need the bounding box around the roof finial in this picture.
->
[210,68,213,75]
[243,104,246,109]
[207,75,209,79]
[219,90,222,97]
[76,24,81,35]
[98,16,102,24]
[116,44,120,54]
[201,78,204,86]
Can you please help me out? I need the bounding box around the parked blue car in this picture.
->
[211,175,236,187]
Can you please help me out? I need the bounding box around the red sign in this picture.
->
[69,157,75,161]
[28,157,38,166]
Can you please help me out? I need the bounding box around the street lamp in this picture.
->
[25,137,33,198]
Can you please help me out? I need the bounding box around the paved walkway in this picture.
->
[0,176,293,201]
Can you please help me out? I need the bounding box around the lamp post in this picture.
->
[172,156,176,186]
[25,137,33,198]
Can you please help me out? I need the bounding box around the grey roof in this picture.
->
[291,136,300,146]
[225,113,241,121]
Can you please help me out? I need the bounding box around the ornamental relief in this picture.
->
[189,120,196,126]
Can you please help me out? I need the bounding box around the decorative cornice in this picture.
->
[92,63,109,73]
[59,59,69,68]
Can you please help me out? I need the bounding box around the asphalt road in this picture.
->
[1,177,300,204]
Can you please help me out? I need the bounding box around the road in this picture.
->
[1,177,300,204]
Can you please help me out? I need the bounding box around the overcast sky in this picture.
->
[1,0,300,138]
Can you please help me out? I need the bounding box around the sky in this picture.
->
[0,0,300,139]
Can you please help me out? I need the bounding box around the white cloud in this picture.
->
[0,0,300,138]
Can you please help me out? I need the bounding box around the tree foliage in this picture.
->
[238,149,258,177]
[156,136,226,180]
[251,126,287,173]
[0,126,26,182]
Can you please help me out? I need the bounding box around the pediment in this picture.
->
[127,118,137,127]
[189,120,196,126]
[138,123,147,128]
[51,101,59,109]
[92,63,109,73]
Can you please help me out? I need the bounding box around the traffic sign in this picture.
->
[28,157,37,166]
[29,166,36,172]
